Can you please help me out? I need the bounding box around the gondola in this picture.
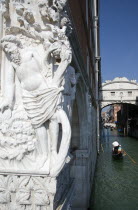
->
[112,150,123,159]
[112,141,123,159]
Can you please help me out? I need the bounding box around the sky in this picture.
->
[100,0,138,83]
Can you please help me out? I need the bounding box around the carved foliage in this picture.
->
[0,105,37,160]
[38,0,67,23]
[0,175,55,209]
[0,176,11,204]
[1,0,10,19]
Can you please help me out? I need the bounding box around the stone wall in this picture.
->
[66,0,100,209]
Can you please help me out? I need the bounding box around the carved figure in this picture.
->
[38,0,67,24]
[0,0,73,177]
[1,35,71,173]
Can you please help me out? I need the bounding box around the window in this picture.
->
[128,91,132,96]
[111,92,115,96]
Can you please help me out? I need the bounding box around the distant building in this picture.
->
[106,104,121,123]
[101,111,106,121]
[117,104,138,137]
[113,104,121,122]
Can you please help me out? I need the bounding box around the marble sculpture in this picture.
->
[0,0,76,178]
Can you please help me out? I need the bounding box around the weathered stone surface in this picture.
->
[0,166,75,210]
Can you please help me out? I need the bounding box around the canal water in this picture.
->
[91,128,138,210]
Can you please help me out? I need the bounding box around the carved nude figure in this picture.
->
[0,35,72,175]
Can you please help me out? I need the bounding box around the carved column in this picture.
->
[0,0,75,209]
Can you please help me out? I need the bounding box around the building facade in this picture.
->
[68,0,101,209]
[107,104,121,123]
[117,104,138,137]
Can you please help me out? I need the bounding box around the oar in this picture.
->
[122,149,137,164]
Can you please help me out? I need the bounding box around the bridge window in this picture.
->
[111,92,115,96]
[128,91,132,96]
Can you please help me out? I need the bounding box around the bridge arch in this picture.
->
[100,77,138,108]
[101,102,136,109]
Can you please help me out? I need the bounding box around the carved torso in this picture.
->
[16,48,48,91]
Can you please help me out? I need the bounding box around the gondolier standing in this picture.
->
[112,141,123,158]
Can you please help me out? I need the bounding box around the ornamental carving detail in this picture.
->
[0,0,76,177]
[0,175,57,209]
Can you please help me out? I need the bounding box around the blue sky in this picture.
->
[100,0,138,83]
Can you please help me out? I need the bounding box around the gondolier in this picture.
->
[112,141,123,159]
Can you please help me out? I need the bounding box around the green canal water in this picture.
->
[91,128,138,210]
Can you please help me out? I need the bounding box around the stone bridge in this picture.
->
[100,77,138,108]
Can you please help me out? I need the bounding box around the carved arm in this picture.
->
[52,60,69,88]
[52,46,72,87]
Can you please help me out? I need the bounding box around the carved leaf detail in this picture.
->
[9,203,22,210]
[0,192,10,203]
[0,176,6,188]
[18,176,30,188]
[7,176,16,193]
[31,177,44,190]
[34,190,49,206]
[0,176,11,204]
[46,178,57,194]
[16,189,31,204]
[0,106,37,161]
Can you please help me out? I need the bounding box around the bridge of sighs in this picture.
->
[100,77,138,108]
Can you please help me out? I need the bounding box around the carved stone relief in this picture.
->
[0,174,56,210]
[0,0,74,177]
[0,167,74,210]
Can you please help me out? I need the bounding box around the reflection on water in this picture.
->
[91,129,138,210]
